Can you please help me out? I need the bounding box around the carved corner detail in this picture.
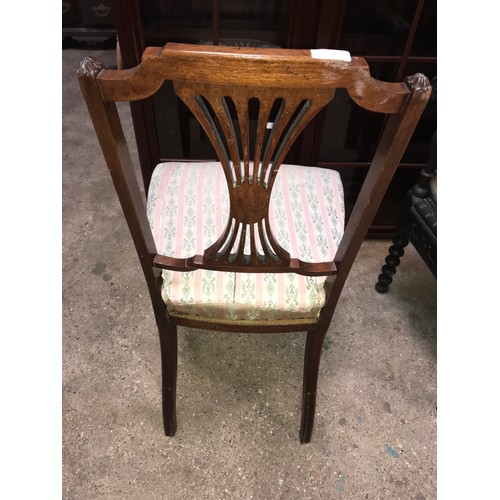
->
[77,56,106,78]
[404,73,430,93]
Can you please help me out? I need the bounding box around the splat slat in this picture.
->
[211,96,242,185]
[232,95,250,183]
[178,91,234,187]
[272,97,333,170]
[261,96,303,186]
[253,97,275,184]
[218,219,241,262]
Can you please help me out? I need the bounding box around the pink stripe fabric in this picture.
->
[147,162,344,320]
[255,272,264,309]
[276,165,300,258]
[195,163,207,254]
[298,167,321,262]
[174,166,190,257]
[153,165,174,252]
[193,164,207,304]
[313,167,335,259]
[214,164,225,306]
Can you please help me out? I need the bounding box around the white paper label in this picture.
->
[310,49,351,62]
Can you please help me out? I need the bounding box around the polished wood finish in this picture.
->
[78,43,431,443]
[173,79,334,274]
[97,44,409,112]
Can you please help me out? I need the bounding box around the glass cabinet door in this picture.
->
[139,0,292,46]
[316,0,436,236]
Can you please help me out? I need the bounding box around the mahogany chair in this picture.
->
[78,43,430,443]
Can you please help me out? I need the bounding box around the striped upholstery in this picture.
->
[147,162,344,321]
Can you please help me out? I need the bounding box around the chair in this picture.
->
[78,43,430,443]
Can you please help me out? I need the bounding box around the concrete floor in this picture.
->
[63,48,437,499]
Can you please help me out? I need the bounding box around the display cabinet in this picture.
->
[63,0,116,39]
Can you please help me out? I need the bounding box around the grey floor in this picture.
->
[63,48,437,499]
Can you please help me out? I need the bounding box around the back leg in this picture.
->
[300,328,328,443]
[157,316,178,436]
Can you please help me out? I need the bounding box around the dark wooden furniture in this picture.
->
[110,0,436,237]
[375,131,436,293]
[63,0,116,40]
[78,43,430,442]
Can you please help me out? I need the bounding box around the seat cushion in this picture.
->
[147,162,344,321]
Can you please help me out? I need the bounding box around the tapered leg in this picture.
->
[300,328,328,444]
[157,318,178,436]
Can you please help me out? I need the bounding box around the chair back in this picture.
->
[78,43,431,289]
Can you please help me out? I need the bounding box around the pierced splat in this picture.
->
[174,82,335,272]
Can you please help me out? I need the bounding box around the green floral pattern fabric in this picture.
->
[147,162,344,320]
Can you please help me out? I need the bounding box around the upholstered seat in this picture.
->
[147,161,345,321]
